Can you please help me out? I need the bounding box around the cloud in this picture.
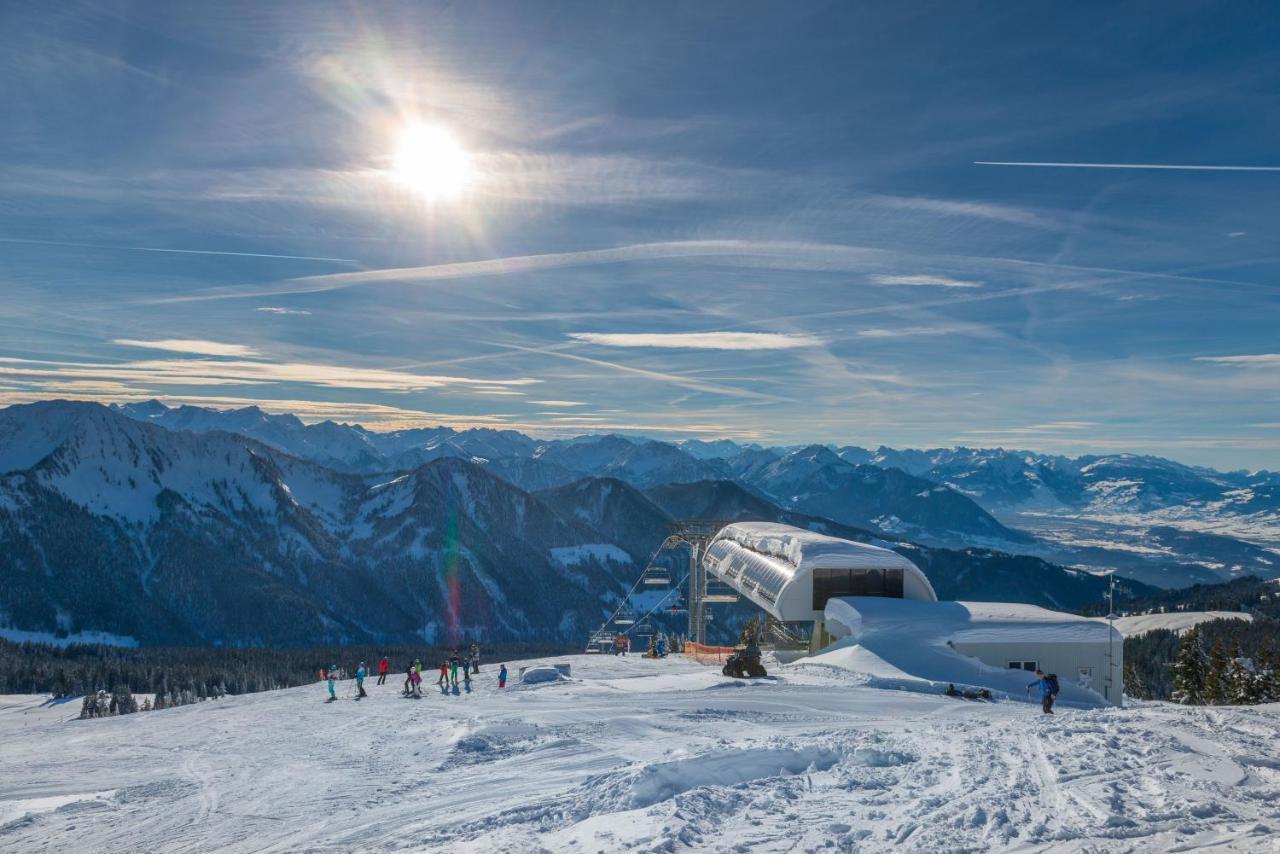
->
[870,194,1055,228]
[975,161,1280,172]
[0,355,539,393]
[162,240,896,303]
[531,400,585,407]
[869,274,982,288]
[567,332,822,350]
[112,339,262,357]
[256,307,312,316]
[955,421,1098,436]
[1195,354,1280,366]
[855,325,972,339]
[0,236,360,264]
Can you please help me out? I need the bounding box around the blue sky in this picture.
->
[1,1,1278,469]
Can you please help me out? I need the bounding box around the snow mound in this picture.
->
[603,746,841,809]
[520,665,565,685]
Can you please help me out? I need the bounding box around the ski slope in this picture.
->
[1113,610,1254,637]
[1,654,1278,852]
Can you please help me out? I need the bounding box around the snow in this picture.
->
[548,544,631,567]
[1114,611,1255,637]
[2,654,1278,852]
[0,627,139,648]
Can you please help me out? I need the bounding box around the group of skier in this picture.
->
[323,644,509,702]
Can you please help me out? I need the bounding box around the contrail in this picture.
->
[975,161,1280,172]
[0,237,362,264]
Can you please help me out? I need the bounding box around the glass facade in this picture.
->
[811,567,904,611]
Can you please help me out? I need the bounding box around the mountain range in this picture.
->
[0,400,1168,647]
[112,400,1280,588]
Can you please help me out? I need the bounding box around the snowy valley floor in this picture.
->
[2,654,1279,853]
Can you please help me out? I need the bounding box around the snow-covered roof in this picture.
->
[703,522,935,620]
[825,597,1120,648]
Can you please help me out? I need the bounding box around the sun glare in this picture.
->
[391,122,473,201]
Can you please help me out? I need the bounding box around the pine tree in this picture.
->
[1224,643,1251,705]
[1172,626,1207,705]
[1203,638,1230,704]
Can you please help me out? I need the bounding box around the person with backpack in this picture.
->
[1026,670,1059,714]
[355,661,368,699]
[498,664,507,689]
[377,657,389,686]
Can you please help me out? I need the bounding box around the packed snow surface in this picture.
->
[1113,611,1255,637]
[2,654,1278,852]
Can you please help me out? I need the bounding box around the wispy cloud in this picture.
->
[870,194,1056,228]
[531,400,585,407]
[112,339,261,357]
[976,161,1280,172]
[163,240,895,302]
[0,236,360,264]
[567,332,822,350]
[0,355,539,393]
[869,274,982,288]
[1195,353,1280,366]
[256,306,312,316]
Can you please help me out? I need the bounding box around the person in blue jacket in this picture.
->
[1027,670,1058,714]
[326,665,338,702]
[498,664,508,689]
[355,661,368,698]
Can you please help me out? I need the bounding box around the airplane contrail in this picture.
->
[0,236,362,264]
[975,161,1280,172]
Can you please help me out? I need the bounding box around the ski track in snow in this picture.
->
[1,656,1278,853]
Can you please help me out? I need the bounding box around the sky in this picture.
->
[1,1,1278,470]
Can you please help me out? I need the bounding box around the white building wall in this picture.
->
[950,640,1124,706]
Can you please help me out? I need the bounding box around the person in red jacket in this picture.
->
[377,656,389,686]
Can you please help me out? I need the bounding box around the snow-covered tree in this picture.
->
[1172,626,1207,705]
[1203,639,1230,704]
[1224,644,1251,705]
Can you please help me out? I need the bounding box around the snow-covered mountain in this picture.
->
[733,445,1030,548]
[59,399,1280,588]
[1,402,638,646]
[0,402,1156,645]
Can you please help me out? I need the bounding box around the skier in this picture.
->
[471,643,481,674]
[449,657,459,687]
[403,663,415,696]
[437,660,448,689]
[498,664,507,689]
[409,667,422,698]
[377,656,389,686]
[326,664,338,702]
[1026,670,1058,714]
[355,661,368,699]
[462,658,471,686]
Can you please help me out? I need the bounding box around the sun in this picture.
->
[391,122,473,201]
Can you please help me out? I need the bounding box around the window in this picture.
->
[812,566,906,610]
[1008,660,1038,671]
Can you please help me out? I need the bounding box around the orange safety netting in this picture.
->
[684,641,735,664]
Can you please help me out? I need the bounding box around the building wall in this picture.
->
[950,640,1124,706]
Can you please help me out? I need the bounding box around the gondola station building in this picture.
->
[701,522,1123,706]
